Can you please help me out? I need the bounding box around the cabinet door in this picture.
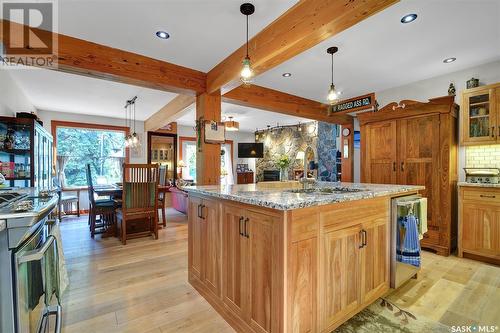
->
[462,89,497,144]
[462,202,500,258]
[362,120,397,184]
[202,198,221,296]
[222,204,248,317]
[360,218,390,303]
[321,225,362,330]
[188,196,204,280]
[397,115,440,241]
[246,209,281,333]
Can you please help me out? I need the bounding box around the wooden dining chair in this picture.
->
[158,165,168,227]
[117,164,159,245]
[86,164,116,238]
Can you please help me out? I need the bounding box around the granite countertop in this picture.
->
[0,188,58,220]
[183,182,424,210]
[458,182,500,188]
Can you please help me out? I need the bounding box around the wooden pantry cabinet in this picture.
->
[458,186,500,265]
[461,82,500,145]
[358,96,458,256]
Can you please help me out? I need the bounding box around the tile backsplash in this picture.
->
[465,144,500,168]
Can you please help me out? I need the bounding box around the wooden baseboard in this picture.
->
[462,251,500,266]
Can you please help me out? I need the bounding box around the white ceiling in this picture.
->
[8,68,177,120]
[176,103,312,133]
[6,0,500,130]
[57,0,297,72]
[255,0,500,101]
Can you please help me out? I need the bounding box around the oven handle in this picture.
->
[37,305,61,333]
[17,235,56,264]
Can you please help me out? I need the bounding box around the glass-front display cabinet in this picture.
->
[0,116,53,188]
[461,83,500,145]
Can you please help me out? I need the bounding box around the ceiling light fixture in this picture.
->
[326,46,340,106]
[156,31,170,39]
[282,73,292,77]
[443,57,457,63]
[240,3,255,85]
[400,14,417,24]
[124,96,139,148]
[225,116,240,132]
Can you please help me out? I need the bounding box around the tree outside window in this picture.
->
[56,126,126,187]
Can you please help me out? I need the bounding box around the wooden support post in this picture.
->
[196,91,221,185]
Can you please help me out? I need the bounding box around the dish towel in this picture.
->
[417,198,428,240]
[396,215,421,268]
[52,223,69,296]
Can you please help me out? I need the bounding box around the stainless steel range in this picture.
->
[0,189,60,333]
[464,168,500,184]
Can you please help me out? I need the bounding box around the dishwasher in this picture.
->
[390,195,427,289]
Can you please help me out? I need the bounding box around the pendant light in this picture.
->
[225,116,240,132]
[124,96,139,148]
[326,46,340,104]
[240,3,255,84]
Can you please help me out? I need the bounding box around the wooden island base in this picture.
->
[188,191,418,333]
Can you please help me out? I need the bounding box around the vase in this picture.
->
[280,168,288,181]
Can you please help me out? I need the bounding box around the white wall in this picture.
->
[0,70,35,116]
[176,124,256,183]
[353,59,500,182]
[37,110,147,164]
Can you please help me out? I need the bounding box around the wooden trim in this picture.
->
[223,85,352,125]
[357,95,458,126]
[51,120,130,163]
[145,95,195,132]
[0,19,206,95]
[147,131,178,182]
[206,0,399,93]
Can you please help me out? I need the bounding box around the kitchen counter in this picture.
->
[458,182,500,188]
[184,181,424,210]
[187,181,423,332]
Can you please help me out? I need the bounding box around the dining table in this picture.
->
[94,184,172,228]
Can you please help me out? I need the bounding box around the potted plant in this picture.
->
[277,154,291,181]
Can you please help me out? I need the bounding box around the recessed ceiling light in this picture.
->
[400,14,417,24]
[156,31,170,39]
[443,57,457,63]
[282,73,292,77]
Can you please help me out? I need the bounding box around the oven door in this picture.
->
[14,219,61,333]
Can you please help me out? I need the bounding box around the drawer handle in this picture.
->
[480,194,496,198]
[492,126,495,138]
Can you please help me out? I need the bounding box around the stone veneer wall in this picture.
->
[255,121,339,182]
[255,122,317,182]
[317,122,340,181]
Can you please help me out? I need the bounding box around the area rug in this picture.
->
[334,299,450,333]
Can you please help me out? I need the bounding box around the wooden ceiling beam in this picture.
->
[0,20,206,95]
[144,95,195,132]
[222,85,352,125]
[206,0,399,93]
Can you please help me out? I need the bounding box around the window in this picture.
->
[53,121,128,187]
[179,137,233,184]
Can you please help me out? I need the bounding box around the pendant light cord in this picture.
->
[246,14,249,57]
[133,101,136,133]
[331,53,334,85]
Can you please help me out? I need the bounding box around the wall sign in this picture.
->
[329,93,375,114]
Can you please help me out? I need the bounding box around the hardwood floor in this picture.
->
[60,210,499,332]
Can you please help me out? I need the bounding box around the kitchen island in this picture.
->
[184,182,423,333]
